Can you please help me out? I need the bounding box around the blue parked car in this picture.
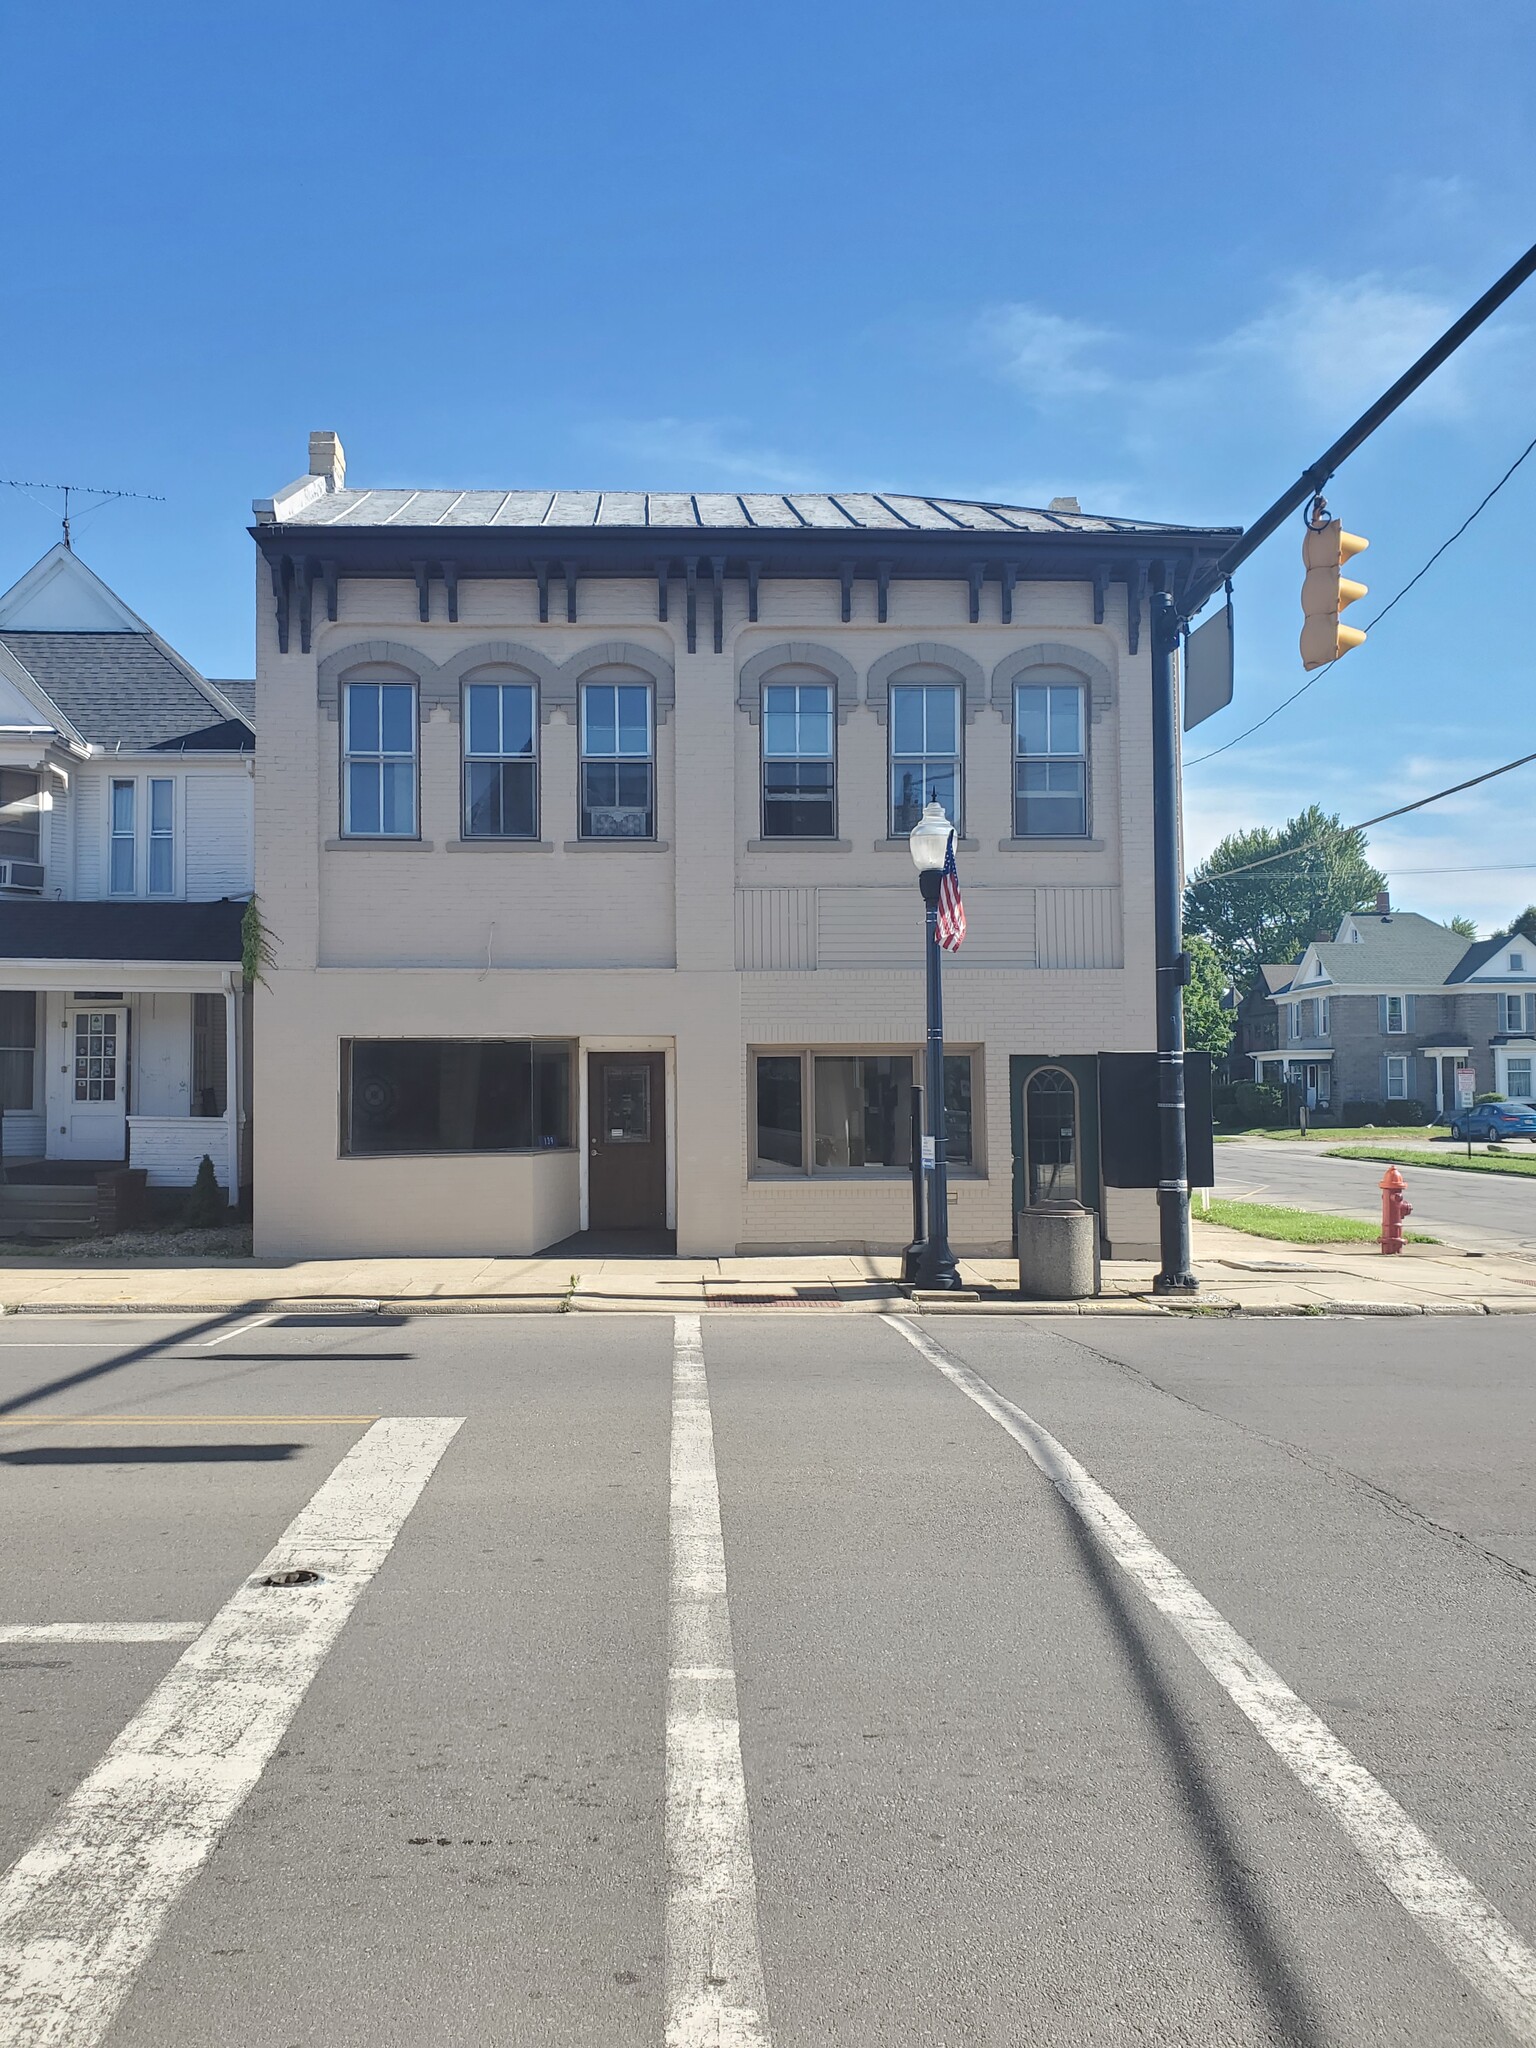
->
[1448,1101,1536,1141]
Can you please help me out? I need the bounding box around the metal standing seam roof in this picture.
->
[271,486,1227,537]
[0,633,251,751]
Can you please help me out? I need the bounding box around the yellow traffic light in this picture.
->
[1300,504,1368,670]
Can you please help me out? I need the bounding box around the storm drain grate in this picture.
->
[708,1294,844,1307]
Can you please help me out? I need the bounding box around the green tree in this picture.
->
[1511,905,1536,944]
[1182,933,1234,1058]
[1184,804,1387,986]
[1448,915,1478,939]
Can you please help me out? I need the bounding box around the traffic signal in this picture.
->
[1300,502,1368,670]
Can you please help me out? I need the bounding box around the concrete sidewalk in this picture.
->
[1,1222,1533,1315]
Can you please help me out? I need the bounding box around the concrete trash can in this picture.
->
[1017,1203,1100,1300]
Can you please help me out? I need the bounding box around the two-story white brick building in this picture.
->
[251,434,1234,1260]
[0,544,253,1222]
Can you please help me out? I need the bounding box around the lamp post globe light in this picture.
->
[908,801,961,1292]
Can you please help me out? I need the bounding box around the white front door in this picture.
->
[57,1007,128,1161]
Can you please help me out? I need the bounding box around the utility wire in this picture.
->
[1193,747,1536,882]
[1186,429,1536,768]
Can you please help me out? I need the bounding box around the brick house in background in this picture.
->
[0,544,254,1231]
[1252,896,1536,1116]
[249,432,1235,1260]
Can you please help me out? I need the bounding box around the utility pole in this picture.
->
[1154,235,1536,1294]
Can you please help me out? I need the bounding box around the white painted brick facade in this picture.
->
[254,562,1163,1258]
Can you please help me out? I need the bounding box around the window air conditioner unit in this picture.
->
[0,861,44,894]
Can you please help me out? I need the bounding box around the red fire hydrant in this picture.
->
[1379,1165,1412,1255]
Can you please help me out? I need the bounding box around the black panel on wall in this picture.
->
[1098,1051,1213,1190]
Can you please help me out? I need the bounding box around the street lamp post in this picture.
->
[909,801,961,1292]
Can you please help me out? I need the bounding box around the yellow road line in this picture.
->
[0,1415,380,1427]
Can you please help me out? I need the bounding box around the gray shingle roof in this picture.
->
[273,486,1223,536]
[210,678,255,723]
[1259,963,1297,994]
[0,633,250,751]
[1308,915,1472,989]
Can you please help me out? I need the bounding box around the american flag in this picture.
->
[937,832,966,951]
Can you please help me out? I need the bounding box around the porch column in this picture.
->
[224,983,239,1206]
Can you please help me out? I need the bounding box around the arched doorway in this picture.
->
[1025,1066,1079,1206]
[1010,1054,1101,1239]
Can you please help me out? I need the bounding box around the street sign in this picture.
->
[1183,600,1234,730]
[1455,1065,1476,1110]
[920,1135,937,1169]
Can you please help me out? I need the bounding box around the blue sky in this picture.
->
[5,0,1533,930]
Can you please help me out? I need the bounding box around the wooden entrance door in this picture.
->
[588,1052,666,1230]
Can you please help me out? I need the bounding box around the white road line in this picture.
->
[885,1315,1536,2046]
[0,1624,200,1645]
[0,1413,462,2048]
[202,1314,274,1347]
[666,1313,771,2048]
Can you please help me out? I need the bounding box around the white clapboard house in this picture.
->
[0,544,253,1235]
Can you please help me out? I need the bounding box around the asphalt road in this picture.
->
[1216,1135,1536,1253]
[0,1307,1534,2046]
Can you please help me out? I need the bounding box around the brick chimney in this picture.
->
[308,431,346,490]
[1375,889,1390,916]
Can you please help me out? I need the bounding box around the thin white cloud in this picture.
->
[578,416,827,491]
[973,306,1118,402]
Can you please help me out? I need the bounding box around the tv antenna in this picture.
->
[0,478,165,550]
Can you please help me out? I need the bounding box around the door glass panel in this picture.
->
[1026,1067,1077,1205]
[73,1013,118,1103]
[603,1065,651,1143]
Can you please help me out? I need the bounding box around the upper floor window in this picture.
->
[1383,995,1405,1034]
[109,779,135,893]
[890,682,960,835]
[762,676,834,838]
[148,778,174,895]
[1320,997,1330,1035]
[1504,993,1535,1033]
[1013,679,1087,837]
[580,679,653,839]
[1512,951,1526,973]
[343,678,417,838]
[463,674,537,840]
[0,771,40,863]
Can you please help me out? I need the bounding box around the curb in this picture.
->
[1,1294,1530,1318]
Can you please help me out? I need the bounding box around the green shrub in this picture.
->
[1213,1080,1286,1128]
[1341,1098,1430,1127]
[181,1154,225,1229]
[1475,1092,1505,1105]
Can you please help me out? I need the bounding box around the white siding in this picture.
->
[185,774,253,899]
[128,1115,232,1190]
[74,768,105,897]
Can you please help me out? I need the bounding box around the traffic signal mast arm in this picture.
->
[1179,237,1536,623]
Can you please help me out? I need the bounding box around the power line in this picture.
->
[1380,862,1536,877]
[1185,429,1536,768]
[1191,747,1536,882]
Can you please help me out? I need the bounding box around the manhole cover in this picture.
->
[258,1568,322,1588]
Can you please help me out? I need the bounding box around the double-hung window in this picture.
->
[1014,679,1087,837]
[148,778,174,894]
[343,679,418,838]
[0,771,40,863]
[1383,995,1405,1034]
[890,683,960,835]
[762,680,835,837]
[1385,1054,1408,1100]
[463,676,537,839]
[580,681,654,838]
[1503,993,1533,1033]
[109,780,135,893]
[1507,1056,1533,1098]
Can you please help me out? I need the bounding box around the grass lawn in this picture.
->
[1216,1125,1450,1144]
[1326,1143,1536,1179]
[1199,1197,1437,1245]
